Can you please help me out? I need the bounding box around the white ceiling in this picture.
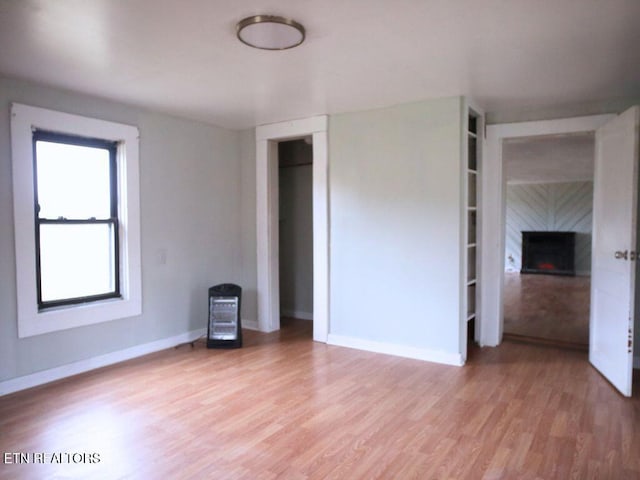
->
[503,132,594,184]
[0,0,639,130]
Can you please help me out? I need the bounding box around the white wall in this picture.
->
[279,164,313,319]
[0,76,244,382]
[505,182,593,274]
[328,97,465,362]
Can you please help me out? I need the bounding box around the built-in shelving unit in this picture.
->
[465,109,481,330]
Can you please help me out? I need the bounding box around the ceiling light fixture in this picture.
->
[236,15,305,50]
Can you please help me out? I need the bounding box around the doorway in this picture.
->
[480,114,615,347]
[278,138,314,324]
[255,115,329,342]
[479,110,640,396]
[501,133,594,349]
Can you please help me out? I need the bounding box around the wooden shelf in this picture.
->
[465,109,480,342]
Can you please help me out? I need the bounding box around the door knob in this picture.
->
[615,250,628,260]
[614,250,628,260]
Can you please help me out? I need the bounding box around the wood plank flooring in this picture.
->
[1,318,639,479]
[503,272,590,347]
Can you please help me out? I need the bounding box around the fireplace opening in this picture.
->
[521,231,576,276]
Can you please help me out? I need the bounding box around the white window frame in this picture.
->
[11,103,142,338]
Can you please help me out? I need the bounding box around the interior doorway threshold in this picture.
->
[503,332,588,352]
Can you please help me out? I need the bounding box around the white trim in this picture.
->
[311,129,329,343]
[255,115,329,343]
[281,310,313,321]
[10,103,142,337]
[256,116,327,142]
[481,114,615,347]
[0,328,205,396]
[256,139,280,333]
[328,334,464,367]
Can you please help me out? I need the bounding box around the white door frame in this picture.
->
[255,115,329,342]
[481,114,614,346]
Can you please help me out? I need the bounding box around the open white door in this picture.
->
[590,106,639,397]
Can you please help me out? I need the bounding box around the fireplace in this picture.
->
[521,231,576,276]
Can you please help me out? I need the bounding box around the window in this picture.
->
[33,131,120,309]
[11,104,141,338]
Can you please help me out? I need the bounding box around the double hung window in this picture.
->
[11,103,142,338]
[33,131,120,309]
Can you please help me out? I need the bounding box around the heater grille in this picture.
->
[209,297,238,340]
[207,283,242,348]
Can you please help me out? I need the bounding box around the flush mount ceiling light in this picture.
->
[236,15,305,50]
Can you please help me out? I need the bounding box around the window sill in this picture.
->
[18,295,141,338]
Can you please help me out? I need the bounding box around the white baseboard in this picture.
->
[281,309,313,321]
[0,328,206,397]
[327,334,464,367]
[242,319,259,331]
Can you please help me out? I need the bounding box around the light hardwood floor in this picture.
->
[1,318,639,479]
[503,272,590,347]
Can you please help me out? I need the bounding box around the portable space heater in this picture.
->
[207,284,242,348]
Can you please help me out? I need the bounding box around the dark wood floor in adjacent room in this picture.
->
[503,272,591,348]
[1,318,639,479]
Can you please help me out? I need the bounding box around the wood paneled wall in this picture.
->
[505,182,593,274]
